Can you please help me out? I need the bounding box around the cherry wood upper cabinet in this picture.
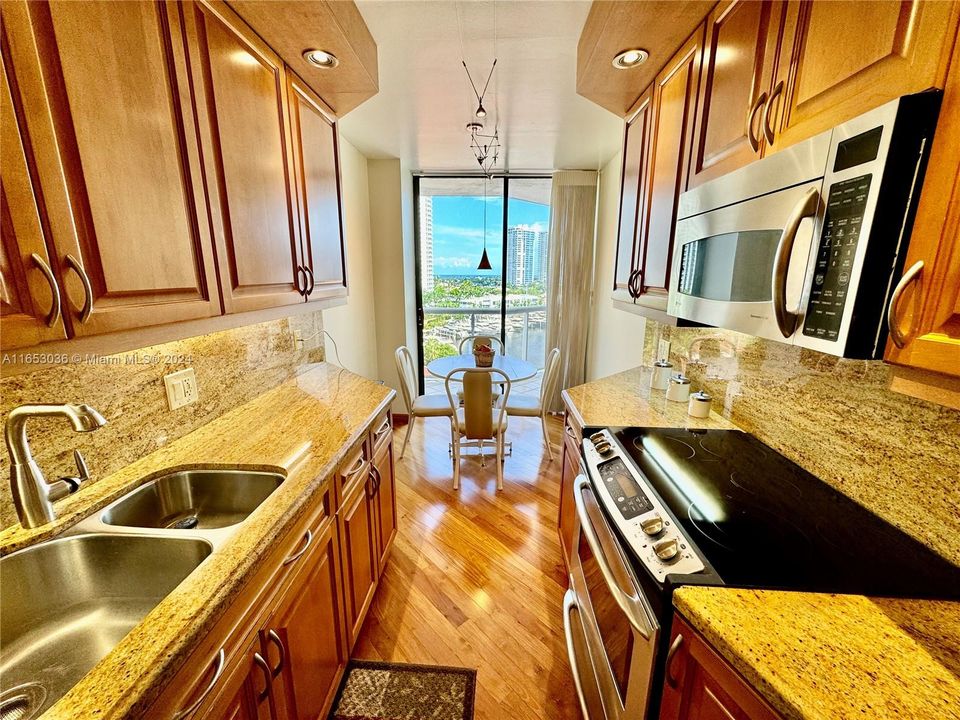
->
[287,76,347,302]
[1,0,222,338]
[184,0,305,314]
[637,26,704,307]
[768,0,959,151]
[688,0,785,188]
[1,42,67,349]
[884,30,960,380]
[613,88,653,304]
[660,614,780,720]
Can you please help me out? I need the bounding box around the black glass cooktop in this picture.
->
[612,427,960,598]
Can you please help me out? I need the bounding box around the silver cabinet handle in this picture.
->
[562,589,592,719]
[887,260,924,348]
[64,253,93,323]
[266,629,285,677]
[283,528,313,565]
[253,651,271,701]
[296,265,307,296]
[304,265,315,296]
[30,253,61,328]
[374,417,391,444]
[666,633,684,688]
[573,475,657,639]
[746,91,768,153]
[763,80,784,146]
[772,186,820,337]
[564,424,579,442]
[173,647,226,720]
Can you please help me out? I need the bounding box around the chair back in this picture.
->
[394,346,418,413]
[539,348,562,408]
[445,367,511,440]
[458,335,505,354]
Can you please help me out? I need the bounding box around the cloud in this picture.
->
[434,225,485,241]
[434,256,475,269]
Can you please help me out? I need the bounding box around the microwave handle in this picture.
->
[573,475,657,639]
[772,187,820,337]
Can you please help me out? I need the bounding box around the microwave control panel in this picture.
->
[802,174,872,341]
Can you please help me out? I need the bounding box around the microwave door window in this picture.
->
[677,230,782,302]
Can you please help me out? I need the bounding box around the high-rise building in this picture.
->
[507,225,549,286]
[419,195,434,292]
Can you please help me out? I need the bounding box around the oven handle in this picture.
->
[772,186,820,338]
[574,475,657,640]
[563,588,593,719]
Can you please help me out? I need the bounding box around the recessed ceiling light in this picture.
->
[302,49,339,69]
[612,48,649,69]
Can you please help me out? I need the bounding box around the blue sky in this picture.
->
[430,196,549,276]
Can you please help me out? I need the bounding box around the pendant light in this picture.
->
[477,177,492,271]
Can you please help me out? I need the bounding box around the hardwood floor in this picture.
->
[353,413,581,720]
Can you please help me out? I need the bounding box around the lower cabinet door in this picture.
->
[339,474,378,649]
[201,635,274,720]
[264,518,348,720]
[373,437,397,573]
[558,418,581,569]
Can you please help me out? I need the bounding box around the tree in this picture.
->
[423,338,457,364]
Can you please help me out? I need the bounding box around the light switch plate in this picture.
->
[164,368,198,410]
[657,339,671,361]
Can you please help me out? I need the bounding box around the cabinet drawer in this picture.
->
[336,440,371,510]
[370,410,392,457]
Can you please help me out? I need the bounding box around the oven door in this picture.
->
[565,475,659,720]
[668,180,824,344]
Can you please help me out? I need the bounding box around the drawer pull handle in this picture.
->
[283,528,313,565]
[345,454,366,478]
[65,254,93,323]
[253,652,271,701]
[266,629,285,676]
[564,424,578,442]
[304,265,315,296]
[887,260,923,348]
[666,634,684,688]
[173,647,225,719]
[30,253,61,328]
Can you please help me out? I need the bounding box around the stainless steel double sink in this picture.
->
[0,468,284,720]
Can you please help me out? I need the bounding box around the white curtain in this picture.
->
[545,170,598,412]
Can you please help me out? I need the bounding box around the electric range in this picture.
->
[563,426,960,720]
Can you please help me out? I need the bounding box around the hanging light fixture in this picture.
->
[457,1,501,175]
[466,122,500,177]
[477,177,493,271]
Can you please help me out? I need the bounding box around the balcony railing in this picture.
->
[422,305,547,366]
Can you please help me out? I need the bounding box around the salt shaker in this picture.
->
[666,373,691,402]
[687,391,712,418]
[650,359,673,390]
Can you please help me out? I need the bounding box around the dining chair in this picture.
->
[445,367,511,491]
[394,346,453,460]
[499,347,562,460]
[458,335,505,354]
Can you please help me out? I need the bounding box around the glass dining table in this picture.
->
[426,353,538,383]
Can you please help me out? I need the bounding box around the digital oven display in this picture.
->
[598,458,653,520]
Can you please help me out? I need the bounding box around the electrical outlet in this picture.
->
[657,338,671,361]
[164,368,198,410]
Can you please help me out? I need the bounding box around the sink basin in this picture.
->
[0,534,211,719]
[100,469,284,530]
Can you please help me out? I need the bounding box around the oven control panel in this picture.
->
[583,430,705,581]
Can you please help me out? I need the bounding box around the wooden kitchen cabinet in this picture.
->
[265,517,348,720]
[371,417,398,573]
[558,410,582,569]
[613,88,653,303]
[184,0,305,315]
[339,463,379,649]
[1,0,222,338]
[196,633,273,720]
[287,75,347,302]
[688,0,785,188]
[1,45,67,349]
[768,0,959,151]
[660,615,780,720]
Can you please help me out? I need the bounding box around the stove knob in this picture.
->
[589,431,606,446]
[595,441,612,455]
[640,514,664,536]
[653,538,679,562]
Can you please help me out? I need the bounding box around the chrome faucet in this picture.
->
[5,404,108,528]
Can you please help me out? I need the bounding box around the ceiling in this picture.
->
[339,0,623,173]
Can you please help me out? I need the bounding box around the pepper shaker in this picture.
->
[666,373,691,402]
[650,359,673,390]
[687,391,712,418]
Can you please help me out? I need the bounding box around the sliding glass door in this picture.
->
[415,175,551,395]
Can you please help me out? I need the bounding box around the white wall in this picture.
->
[585,151,648,381]
[322,138,380,380]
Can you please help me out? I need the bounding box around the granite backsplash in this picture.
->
[643,320,960,566]
[0,312,325,529]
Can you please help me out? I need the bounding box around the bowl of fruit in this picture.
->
[473,344,495,367]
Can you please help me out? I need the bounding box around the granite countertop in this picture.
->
[562,366,735,430]
[0,363,394,720]
[674,587,960,720]
[563,368,960,720]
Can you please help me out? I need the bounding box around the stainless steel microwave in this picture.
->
[668,92,941,358]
